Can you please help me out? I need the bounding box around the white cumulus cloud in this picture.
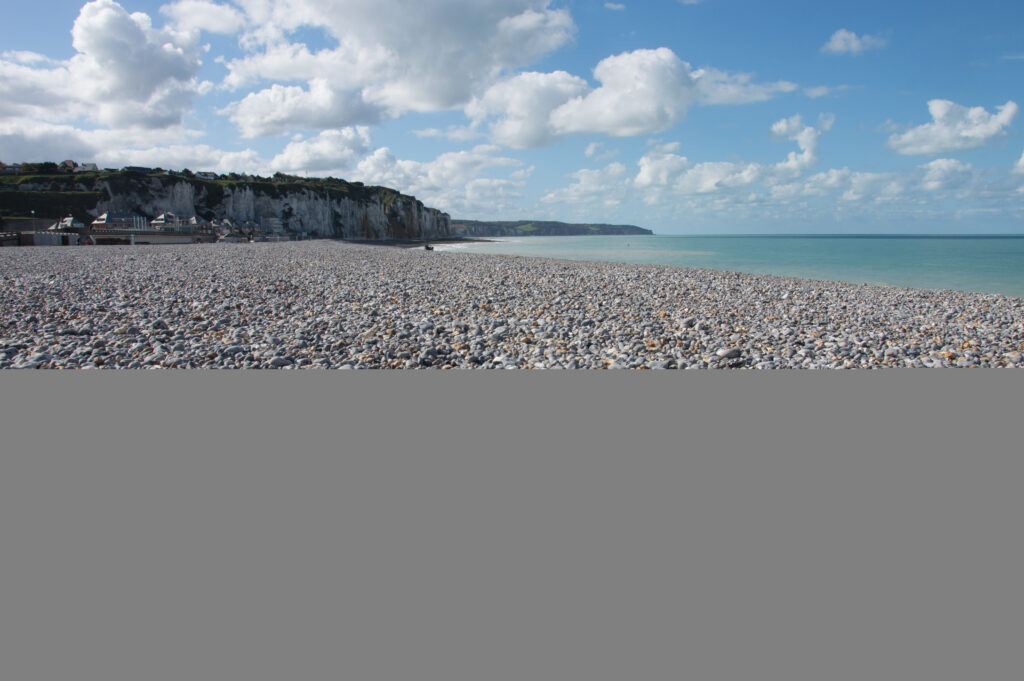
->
[919,158,978,193]
[821,29,887,55]
[888,99,1019,155]
[633,142,689,204]
[550,48,697,137]
[840,172,901,202]
[541,162,629,205]
[224,79,382,137]
[693,68,798,105]
[269,127,373,173]
[465,48,800,146]
[803,85,850,99]
[773,113,833,174]
[99,144,263,174]
[354,144,523,215]
[467,71,589,148]
[675,161,763,194]
[771,168,853,200]
[218,0,576,135]
[160,0,245,35]
[634,143,687,187]
[584,142,618,161]
[626,114,834,203]
[0,0,202,129]
[412,126,483,142]
[69,0,202,128]
[1013,150,1024,174]
[0,117,258,172]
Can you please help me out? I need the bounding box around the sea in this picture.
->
[434,234,1024,298]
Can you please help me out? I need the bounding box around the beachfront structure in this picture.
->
[49,216,86,231]
[91,212,148,230]
[151,212,193,232]
[18,231,79,246]
[211,218,234,235]
[261,217,284,235]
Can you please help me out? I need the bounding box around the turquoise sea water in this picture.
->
[435,235,1024,298]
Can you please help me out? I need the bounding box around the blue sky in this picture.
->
[2,0,1022,233]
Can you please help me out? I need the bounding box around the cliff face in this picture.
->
[4,173,450,240]
[97,178,451,240]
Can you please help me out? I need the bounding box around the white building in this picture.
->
[49,216,86,230]
[151,213,192,231]
[91,212,148,230]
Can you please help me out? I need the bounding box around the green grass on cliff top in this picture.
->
[0,169,429,220]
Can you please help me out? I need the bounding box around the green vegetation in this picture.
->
[0,190,104,222]
[0,166,426,223]
[381,189,401,212]
[17,162,60,174]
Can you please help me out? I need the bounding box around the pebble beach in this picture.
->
[2,240,1023,369]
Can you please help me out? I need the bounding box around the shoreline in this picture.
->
[430,234,1024,299]
[340,236,494,249]
[1,240,1022,369]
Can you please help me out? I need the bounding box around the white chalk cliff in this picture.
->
[90,176,450,240]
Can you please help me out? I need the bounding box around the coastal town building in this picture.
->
[18,231,79,246]
[211,218,234,235]
[91,212,148,230]
[151,212,191,231]
[261,217,284,235]
[239,220,262,236]
[50,216,86,231]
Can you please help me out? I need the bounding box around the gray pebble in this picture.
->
[2,241,1022,371]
